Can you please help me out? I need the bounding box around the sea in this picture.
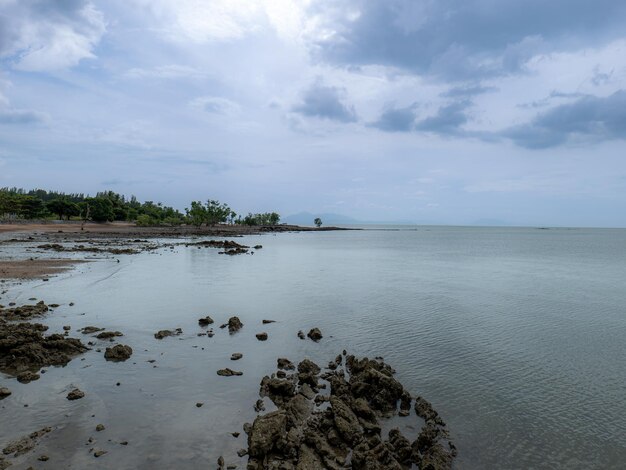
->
[1,225,625,469]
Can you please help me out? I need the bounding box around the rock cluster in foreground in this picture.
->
[244,353,456,469]
[0,302,88,374]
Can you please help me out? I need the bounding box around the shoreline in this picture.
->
[0,222,353,281]
[0,221,353,238]
[0,230,456,469]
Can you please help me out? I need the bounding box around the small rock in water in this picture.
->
[277,358,295,370]
[254,399,265,412]
[255,332,268,341]
[96,424,105,432]
[217,456,224,467]
[217,368,243,377]
[196,402,204,408]
[17,371,40,383]
[94,450,107,458]
[262,319,275,324]
[81,326,104,334]
[154,328,182,339]
[307,327,323,341]
[230,353,243,361]
[0,387,11,398]
[96,331,123,339]
[226,316,243,333]
[63,325,71,331]
[297,330,305,340]
[38,455,49,461]
[67,388,85,400]
[198,316,214,326]
[104,344,133,362]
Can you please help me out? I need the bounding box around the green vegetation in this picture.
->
[240,212,280,226]
[314,217,322,228]
[0,187,281,227]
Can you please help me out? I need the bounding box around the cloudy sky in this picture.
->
[1,0,625,226]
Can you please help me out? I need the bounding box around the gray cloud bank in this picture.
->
[310,0,626,80]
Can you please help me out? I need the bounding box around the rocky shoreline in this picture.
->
[0,224,455,469]
[0,296,456,469]
[240,354,455,469]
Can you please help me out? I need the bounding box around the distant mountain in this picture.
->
[282,212,361,226]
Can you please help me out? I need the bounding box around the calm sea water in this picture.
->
[1,226,625,469]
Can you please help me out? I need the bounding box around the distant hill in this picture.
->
[283,212,361,226]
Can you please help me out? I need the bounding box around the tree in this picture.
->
[268,212,280,225]
[84,197,114,222]
[185,201,206,228]
[205,199,230,225]
[314,217,322,228]
[46,197,79,220]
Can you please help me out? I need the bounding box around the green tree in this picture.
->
[314,217,322,228]
[185,201,207,228]
[205,199,230,225]
[268,212,280,225]
[84,197,114,222]
[46,197,79,220]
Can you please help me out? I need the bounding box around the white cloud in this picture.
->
[0,0,106,71]
[136,0,263,42]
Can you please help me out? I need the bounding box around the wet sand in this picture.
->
[0,259,87,280]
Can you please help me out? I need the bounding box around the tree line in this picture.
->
[0,188,281,226]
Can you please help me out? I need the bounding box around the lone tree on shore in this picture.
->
[314,217,322,228]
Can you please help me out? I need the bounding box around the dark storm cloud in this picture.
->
[292,81,357,122]
[370,104,418,132]
[310,0,626,80]
[503,90,626,148]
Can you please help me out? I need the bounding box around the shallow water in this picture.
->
[1,226,626,469]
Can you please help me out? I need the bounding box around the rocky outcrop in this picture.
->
[217,368,243,377]
[80,326,104,334]
[256,332,268,341]
[154,328,182,339]
[0,301,48,321]
[0,318,88,374]
[198,316,214,326]
[104,344,133,361]
[244,353,456,470]
[307,328,323,341]
[2,427,52,457]
[96,331,123,339]
[67,388,85,400]
[221,316,243,334]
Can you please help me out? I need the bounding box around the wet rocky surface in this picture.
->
[0,301,457,469]
[244,353,455,469]
[2,427,53,458]
[154,328,183,339]
[220,316,244,334]
[104,344,133,362]
[0,302,89,375]
[307,328,323,342]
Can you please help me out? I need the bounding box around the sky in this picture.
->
[0,0,625,227]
